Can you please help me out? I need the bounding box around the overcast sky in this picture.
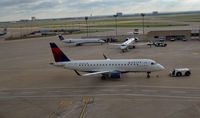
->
[0,0,200,22]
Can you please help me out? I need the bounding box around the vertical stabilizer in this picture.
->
[58,34,64,40]
[50,42,70,62]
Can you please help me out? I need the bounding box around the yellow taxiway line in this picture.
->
[80,97,94,118]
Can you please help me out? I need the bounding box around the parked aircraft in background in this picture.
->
[40,30,56,36]
[58,34,105,46]
[49,42,165,79]
[109,37,146,52]
[0,27,7,36]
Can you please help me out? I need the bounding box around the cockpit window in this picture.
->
[151,62,155,65]
[121,44,126,46]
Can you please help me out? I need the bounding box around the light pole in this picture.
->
[141,13,145,36]
[113,15,118,37]
[85,16,88,37]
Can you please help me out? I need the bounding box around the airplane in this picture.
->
[58,34,105,46]
[109,37,145,52]
[40,30,57,36]
[49,42,165,79]
[0,27,7,36]
[41,32,57,36]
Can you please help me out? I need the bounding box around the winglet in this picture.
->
[74,70,82,76]
[103,54,110,60]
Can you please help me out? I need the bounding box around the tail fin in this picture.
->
[58,34,64,40]
[103,54,110,60]
[50,42,70,62]
[3,27,7,33]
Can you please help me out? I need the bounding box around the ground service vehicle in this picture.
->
[154,42,167,47]
[170,68,191,77]
[182,38,187,41]
[170,38,175,41]
[159,38,165,42]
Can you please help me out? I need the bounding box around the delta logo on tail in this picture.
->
[50,43,70,62]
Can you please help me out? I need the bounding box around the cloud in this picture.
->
[0,0,199,21]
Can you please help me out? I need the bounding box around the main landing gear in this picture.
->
[101,75,106,80]
[101,74,108,80]
[76,44,82,46]
[147,72,151,78]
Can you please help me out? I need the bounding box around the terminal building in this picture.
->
[146,30,200,41]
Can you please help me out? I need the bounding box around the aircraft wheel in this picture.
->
[147,72,151,78]
[101,76,107,80]
[176,72,182,77]
[185,71,191,76]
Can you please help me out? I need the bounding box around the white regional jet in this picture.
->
[58,34,105,46]
[49,42,165,79]
[0,27,7,36]
[110,37,145,52]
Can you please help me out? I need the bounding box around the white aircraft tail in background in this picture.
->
[0,27,7,36]
[49,42,165,79]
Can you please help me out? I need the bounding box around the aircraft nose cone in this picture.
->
[120,47,125,50]
[120,46,126,50]
[159,64,165,70]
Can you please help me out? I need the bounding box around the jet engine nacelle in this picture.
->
[125,38,129,41]
[110,72,121,78]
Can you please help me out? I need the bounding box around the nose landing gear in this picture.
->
[147,72,151,78]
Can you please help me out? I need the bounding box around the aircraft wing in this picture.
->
[134,42,149,46]
[108,43,121,46]
[74,70,110,76]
